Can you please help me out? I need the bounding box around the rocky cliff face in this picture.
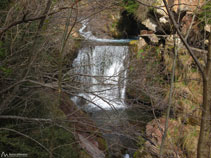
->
[155,0,205,16]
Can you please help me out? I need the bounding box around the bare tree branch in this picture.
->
[0,128,51,154]
[162,0,206,79]
[0,0,81,37]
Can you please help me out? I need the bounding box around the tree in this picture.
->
[161,0,211,157]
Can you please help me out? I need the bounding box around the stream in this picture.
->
[71,20,139,158]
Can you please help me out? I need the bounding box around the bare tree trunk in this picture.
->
[197,29,211,158]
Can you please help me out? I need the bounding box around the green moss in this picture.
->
[129,40,138,46]
[97,137,108,151]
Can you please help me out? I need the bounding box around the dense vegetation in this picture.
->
[0,0,210,158]
[0,1,81,157]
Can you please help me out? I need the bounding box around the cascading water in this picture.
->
[72,45,128,110]
[71,20,137,158]
[72,20,131,111]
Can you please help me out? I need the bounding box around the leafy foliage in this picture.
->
[137,49,144,59]
[122,0,139,15]
[199,1,211,24]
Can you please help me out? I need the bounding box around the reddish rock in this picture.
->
[140,30,154,35]
[143,118,185,157]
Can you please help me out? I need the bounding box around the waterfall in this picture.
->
[72,20,130,111]
[72,45,128,110]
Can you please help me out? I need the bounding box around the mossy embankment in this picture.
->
[128,36,204,158]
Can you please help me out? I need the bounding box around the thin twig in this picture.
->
[160,35,177,158]
[0,0,81,37]
[0,128,51,154]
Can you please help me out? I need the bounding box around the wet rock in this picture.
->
[126,44,167,110]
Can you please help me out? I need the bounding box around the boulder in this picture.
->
[159,17,168,24]
[149,34,159,44]
[169,0,204,13]
[138,37,147,49]
[142,19,157,32]
[204,24,211,32]
[136,118,199,158]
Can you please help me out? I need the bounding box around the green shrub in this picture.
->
[0,0,10,9]
[122,0,139,15]
[199,1,211,24]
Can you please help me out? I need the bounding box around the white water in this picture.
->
[72,20,130,110]
[72,45,128,110]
